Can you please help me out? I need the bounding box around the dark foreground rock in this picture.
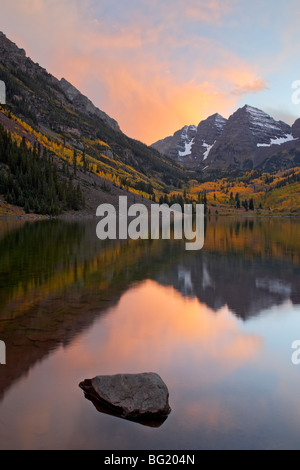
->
[79,373,171,426]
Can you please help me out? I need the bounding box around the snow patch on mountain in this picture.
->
[202,141,216,160]
[257,134,298,147]
[179,138,195,157]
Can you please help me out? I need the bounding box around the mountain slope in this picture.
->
[0,31,184,193]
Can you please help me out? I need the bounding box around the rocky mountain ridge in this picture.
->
[152,105,300,171]
[0,31,183,187]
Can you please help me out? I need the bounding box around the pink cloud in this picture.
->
[183,0,237,23]
[1,0,267,143]
[231,79,269,96]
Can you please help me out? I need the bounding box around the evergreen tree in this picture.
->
[235,192,241,209]
[0,124,85,215]
[242,199,249,211]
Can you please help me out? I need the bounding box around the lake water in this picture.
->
[0,217,299,450]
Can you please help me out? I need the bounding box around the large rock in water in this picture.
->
[79,373,171,425]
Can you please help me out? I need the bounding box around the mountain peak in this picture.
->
[151,113,228,165]
[211,113,227,129]
[237,104,290,136]
[243,104,264,113]
[242,104,272,120]
[203,105,293,170]
[213,112,225,119]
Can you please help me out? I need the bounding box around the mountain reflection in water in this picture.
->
[0,216,299,449]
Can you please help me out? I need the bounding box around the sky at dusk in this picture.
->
[1,0,300,144]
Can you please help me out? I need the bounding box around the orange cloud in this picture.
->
[57,43,266,143]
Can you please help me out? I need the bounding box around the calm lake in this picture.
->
[0,216,299,450]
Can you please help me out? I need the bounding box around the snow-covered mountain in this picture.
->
[151,105,300,171]
[190,113,227,164]
[151,113,227,165]
[245,105,292,145]
[151,125,197,163]
[205,105,296,170]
